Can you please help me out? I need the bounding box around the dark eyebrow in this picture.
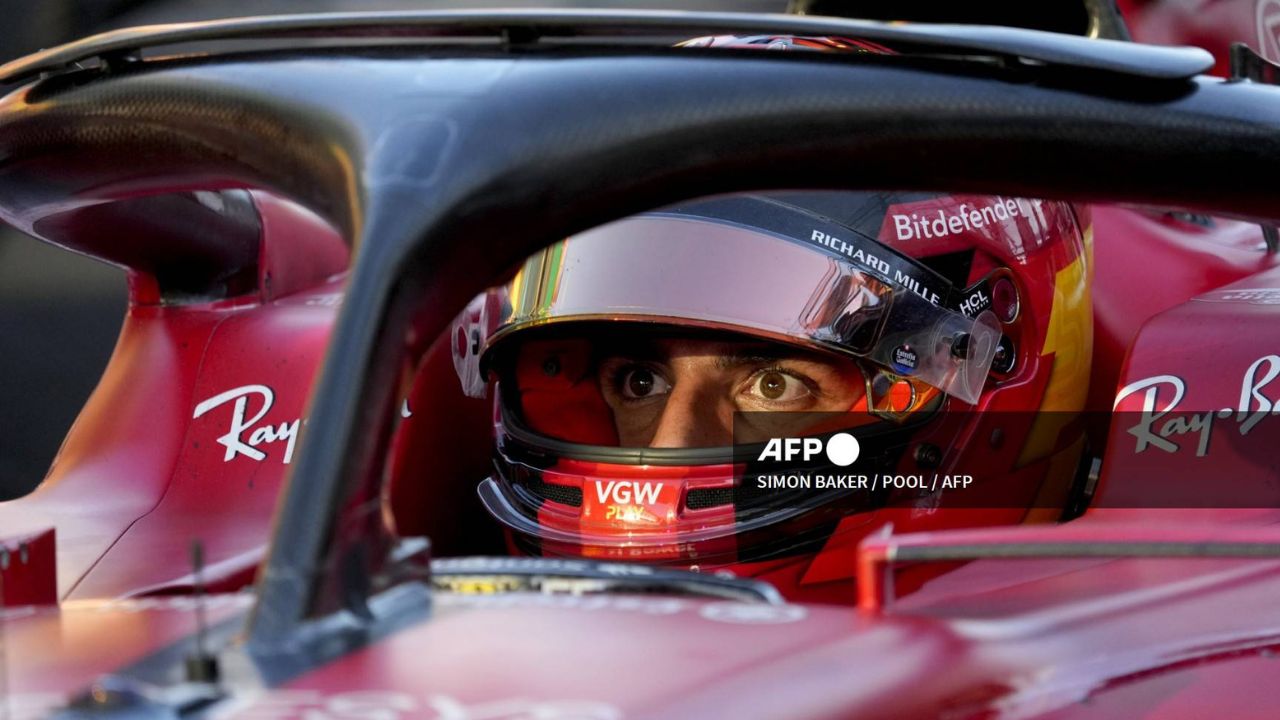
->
[595,336,664,363]
[714,346,792,371]
[595,334,822,370]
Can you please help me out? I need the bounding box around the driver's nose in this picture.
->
[648,382,731,448]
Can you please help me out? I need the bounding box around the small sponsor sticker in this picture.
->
[891,345,919,374]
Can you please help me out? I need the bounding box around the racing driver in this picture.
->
[448,187,1094,604]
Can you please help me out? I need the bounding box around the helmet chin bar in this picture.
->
[477,475,866,565]
[475,398,929,563]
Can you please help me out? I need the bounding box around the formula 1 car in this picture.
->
[3,5,1280,719]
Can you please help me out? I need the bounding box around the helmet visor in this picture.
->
[474,214,999,405]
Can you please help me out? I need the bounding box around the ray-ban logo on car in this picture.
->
[758,433,860,467]
[192,384,302,464]
[1113,354,1280,457]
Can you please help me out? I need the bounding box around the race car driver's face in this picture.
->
[597,337,865,447]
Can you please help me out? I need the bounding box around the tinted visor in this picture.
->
[483,215,999,404]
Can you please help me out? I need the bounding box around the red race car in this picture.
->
[2,5,1280,719]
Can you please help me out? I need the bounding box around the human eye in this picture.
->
[600,359,672,402]
[620,366,672,399]
[743,367,816,406]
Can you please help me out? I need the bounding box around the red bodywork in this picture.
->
[3,202,1271,602]
[2,196,1277,718]
[0,193,347,599]
[4,5,1280,719]
[7,527,1280,719]
[1122,0,1280,70]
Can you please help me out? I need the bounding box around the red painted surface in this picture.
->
[6,67,1280,719]
[68,287,340,598]
[1121,0,1280,73]
[0,528,56,606]
[384,335,497,554]
[4,193,1278,603]
[255,193,350,302]
[1087,208,1276,416]
[3,595,254,718]
[0,192,347,600]
[226,199,1280,717]
[11,549,1280,720]
[1093,261,1280,511]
